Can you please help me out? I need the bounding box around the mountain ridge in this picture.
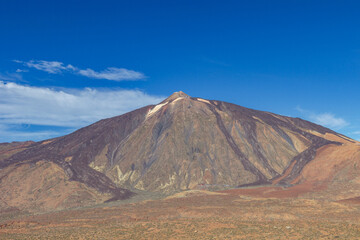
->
[0,92,359,212]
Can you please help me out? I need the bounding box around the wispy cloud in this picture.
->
[15,69,28,73]
[14,60,75,74]
[296,106,348,130]
[310,113,348,129]
[352,131,360,135]
[78,67,145,81]
[0,72,23,82]
[13,60,145,81]
[0,81,164,141]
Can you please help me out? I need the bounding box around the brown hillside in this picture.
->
[0,91,357,211]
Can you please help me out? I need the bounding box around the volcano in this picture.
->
[1,91,359,212]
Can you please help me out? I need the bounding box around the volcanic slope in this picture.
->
[0,91,358,211]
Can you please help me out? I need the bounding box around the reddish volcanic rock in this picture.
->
[0,91,358,211]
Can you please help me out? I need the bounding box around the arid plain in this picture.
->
[1,189,360,239]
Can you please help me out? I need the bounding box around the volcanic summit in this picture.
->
[0,92,359,211]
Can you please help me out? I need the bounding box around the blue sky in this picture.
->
[0,0,359,142]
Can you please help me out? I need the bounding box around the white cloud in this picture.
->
[296,107,348,130]
[78,67,145,81]
[15,69,28,73]
[310,113,348,129]
[0,81,164,141]
[295,106,306,113]
[14,60,145,81]
[14,60,75,74]
[0,73,23,82]
[353,131,360,135]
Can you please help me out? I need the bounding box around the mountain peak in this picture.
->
[164,91,190,102]
[2,91,356,213]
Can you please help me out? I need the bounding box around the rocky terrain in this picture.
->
[1,91,360,238]
[0,91,360,213]
[0,190,359,239]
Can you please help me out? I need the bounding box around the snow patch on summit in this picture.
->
[197,98,210,104]
[146,102,168,118]
[171,97,184,104]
